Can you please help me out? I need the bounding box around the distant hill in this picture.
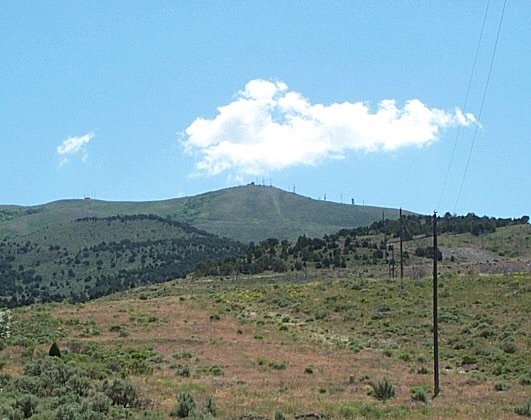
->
[0,185,412,307]
[0,185,408,243]
[0,191,530,307]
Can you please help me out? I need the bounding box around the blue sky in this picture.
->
[1,1,529,218]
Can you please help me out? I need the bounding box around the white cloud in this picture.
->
[181,80,476,176]
[57,132,94,166]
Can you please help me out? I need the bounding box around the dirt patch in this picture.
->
[441,246,498,262]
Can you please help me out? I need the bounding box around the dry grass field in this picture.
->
[4,268,529,419]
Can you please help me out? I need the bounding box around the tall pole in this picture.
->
[383,211,389,279]
[391,245,395,279]
[433,211,440,397]
[383,211,386,242]
[399,208,404,287]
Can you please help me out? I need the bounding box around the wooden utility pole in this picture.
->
[399,208,404,287]
[383,211,386,245]
[433,211,440,397]
[383,211,389,279]
[391,245,395,279]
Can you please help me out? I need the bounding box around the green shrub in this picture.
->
[66,373,92,397]
[371,379,395,401]
[462,354,477,365]
[338,404,356,418]
[148,354,165,364]
[501,341,517,354]
[84,392,111,414]
[514,400,531,417]
[128,357,153,375]
[204,396,216,416]
[0,405,24,420]
[16,393,39,418]
[13,376,41,396]
[209,365,224,376]
[398,352,412,362]
[417,366,429,375]
[173,351,193,360]
[494,381,509,392]
[0,371,11,388]
[410,387,428,403]
[304,366,314,374]
[178,365,191,377]
[171,392,196,418]
[358,403,383,417]
[100,378,139,408]
[382,348,393,357]
[274,410,286,420]
[109,324,129,337]
[478,327,495,338]
[269,360,288,370]
[54,402,85,419]
[21,357,90,398]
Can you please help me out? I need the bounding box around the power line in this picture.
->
[453,0,507,213]
[437,0,491,211]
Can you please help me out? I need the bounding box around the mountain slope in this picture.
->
[0,214,241,306]
[0,185,407,243]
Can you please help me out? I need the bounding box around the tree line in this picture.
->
[194,213,529,278]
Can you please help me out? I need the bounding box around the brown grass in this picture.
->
[43,287,527,419]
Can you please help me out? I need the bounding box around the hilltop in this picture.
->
[0,184,406,243]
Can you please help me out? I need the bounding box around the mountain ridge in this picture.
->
[0,184,410,243]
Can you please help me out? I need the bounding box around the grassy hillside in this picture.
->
[0,215,241,306]
[1,174,529,418]
[194,217,531,280]
[0,185,406,243]
[0,185,408,307]
[2,207,528,309]
[0,217,529,418]
[171,185,406,244]
[1,268,529,418]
